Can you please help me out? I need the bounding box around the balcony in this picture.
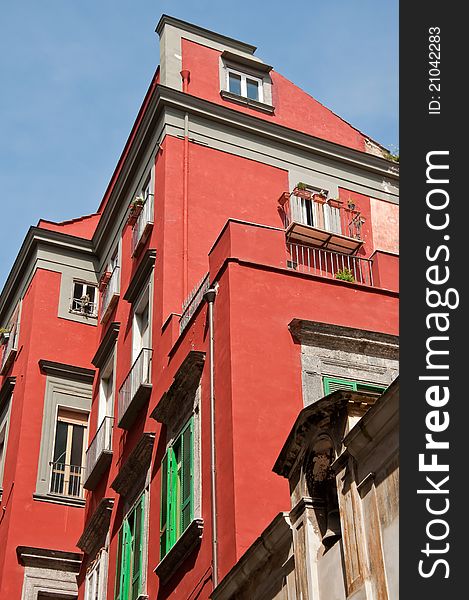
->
[132,194,154,257]
[100,266,120,323]
[180,273,210,333]
[0,323,19,375]
[287,242,374,286]
[49,461,85,499]
[118,348,153,429]
[84,416,113,490]
[279,190,364,255]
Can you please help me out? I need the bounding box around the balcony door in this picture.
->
[98,356,114,427]
[132,288,150,363]
[296,197,341,234]
[51,408,88,498]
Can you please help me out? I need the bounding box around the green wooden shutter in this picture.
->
[131,495,144,600]
[323,377,358,395]
[168,446,178,550]
[180,418,193,534]
[160,452,169,559]
[356,383,386,394]
[115,519,131,600]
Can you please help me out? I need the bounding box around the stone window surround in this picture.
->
[58,265,99,327]
[289,319,399,407]
[34,365,93,506]
[219,53,274,113]
[17,546,82,600]
[151,351,205,583]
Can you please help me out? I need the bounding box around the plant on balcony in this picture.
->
[294,182,313,200]
[347,198,357,211]
[128,196,145,226]
[335,268,355,283]
[0,328,10,344]
[99,271,111,292]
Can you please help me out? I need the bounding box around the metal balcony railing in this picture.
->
[0,320,19,375]
[85,416,113,488]
[70,297,98,318]
[287,242,374,287]
[49,461,85,499]
[118,348,153,429]
[132,194,154,256]
[101,266,120,323]
[180,273,210,333]
[282,192,363,239]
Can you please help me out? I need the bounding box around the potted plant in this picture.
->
[335,268,355,283]
[99,271,112,292]
[293,182,313,200]
[347,198,356,211]
[128,196,145,225]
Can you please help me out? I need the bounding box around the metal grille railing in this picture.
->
[85,416,113,479]
[70,297,98,318]
[101,266,120,319]
[132,194,154,255]
[0,320,19,374]
[287,242,374,286]
[180,273,210,333]
[282,193,363,240]
[49,461,85,498]
[118,348,153,424]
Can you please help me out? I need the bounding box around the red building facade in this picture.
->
[0,15,399,600]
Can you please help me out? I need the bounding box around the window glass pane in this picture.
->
[70,424,85,467]
[246,78,259,100]
[87,286,96,303]
[53,421,68,463]
[73,282,84,300]
[228,72,242,96]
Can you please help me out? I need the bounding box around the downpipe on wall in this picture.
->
[204,286,218,588]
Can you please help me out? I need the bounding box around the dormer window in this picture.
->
[227,68,264,102]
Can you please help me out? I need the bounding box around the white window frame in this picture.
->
[70,281,98,318]
[226,68,264,103]
[85,547,108,600]
[0,399,12,489]
[98,353,115,428]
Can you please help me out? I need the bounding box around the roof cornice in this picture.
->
[156,85,400,181]
[155,14,257,55]
[0,227,94,323]
[92,82,399,260]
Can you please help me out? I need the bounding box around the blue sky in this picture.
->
[0,0,398,288]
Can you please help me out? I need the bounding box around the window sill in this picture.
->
[33,492,86,508]
[220,90,275,114]
[154,518,204,585]
[69,310,98,319]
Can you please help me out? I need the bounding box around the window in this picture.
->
[226,68,263,102]
[323,376,386,396]
[71,281,98,317]
[115,495,145,600]
[50,408,88,498]
[132,287,150,363]
[0,399,12,489]
[85,549,107,600]
[160,418,194,559]
[294,191,341,235]
[98,355,114,427]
